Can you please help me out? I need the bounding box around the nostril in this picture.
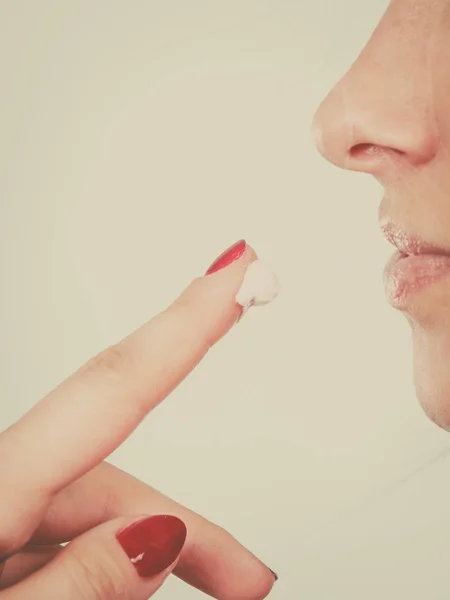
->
[349,143,405,160]
[350,143,378,158]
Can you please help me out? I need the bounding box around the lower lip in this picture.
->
[384,252,450,309]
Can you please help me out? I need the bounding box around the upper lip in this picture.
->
[381,220,450,257]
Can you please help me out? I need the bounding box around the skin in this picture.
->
[2,1,447,597]
[313,0,450,429]
[0,244,276,599]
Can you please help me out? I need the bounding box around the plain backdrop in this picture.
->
[2,1,450,598]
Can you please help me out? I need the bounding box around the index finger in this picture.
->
[0,241,279,551]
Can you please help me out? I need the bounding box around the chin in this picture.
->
[412,323,450,431]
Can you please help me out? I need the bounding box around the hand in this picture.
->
[0,240,279,599]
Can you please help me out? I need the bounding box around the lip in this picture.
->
[381,221,450,257]
[381,222,450,310]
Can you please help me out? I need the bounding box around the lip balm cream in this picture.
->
[235,260,280,313]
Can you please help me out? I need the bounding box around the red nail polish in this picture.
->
[117,515,187,578]
[205,239,247,275]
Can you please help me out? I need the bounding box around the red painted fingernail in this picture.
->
[205,239,247,275]
[117,515,187,578]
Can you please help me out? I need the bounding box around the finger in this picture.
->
[0,241,254,492]
[31,462,277,599]
[0,545,61,590]
[2,515,187,600]
[0,241,278,551]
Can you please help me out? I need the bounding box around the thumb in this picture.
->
[3,515,187,600]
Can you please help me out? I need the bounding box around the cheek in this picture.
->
[430,11,450,146]
[412,324,450,430]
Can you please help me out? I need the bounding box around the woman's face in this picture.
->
[314,0,450,429]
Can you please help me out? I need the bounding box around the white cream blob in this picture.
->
[235,259,280,313]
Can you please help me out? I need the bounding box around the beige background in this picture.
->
[2,1,450,598]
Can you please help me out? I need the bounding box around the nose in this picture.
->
[313,14,439,175]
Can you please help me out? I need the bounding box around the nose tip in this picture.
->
[313,82,438,174]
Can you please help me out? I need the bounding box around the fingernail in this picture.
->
[205,239,247,275]
[269,568,279,581]
[0,552,14,565]
[235,259,280,314]
[117,515,187,578]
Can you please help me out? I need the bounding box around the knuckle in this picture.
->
[81,344,131,382]
[0,529,29,559]
[67,544,130,600]
[0,493,48,557]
